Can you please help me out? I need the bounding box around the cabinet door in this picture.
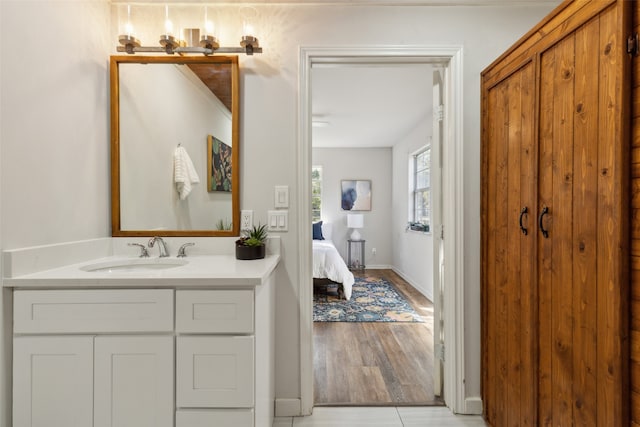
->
[177,336,254,408]
[482,60,537,427]
[13,336,93,427]
[94,336,174,427]
[537,4,629,425]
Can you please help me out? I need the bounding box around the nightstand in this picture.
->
[347,239,365,271]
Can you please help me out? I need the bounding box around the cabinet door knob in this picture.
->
[539,206,549,238]
[519,207,528,235]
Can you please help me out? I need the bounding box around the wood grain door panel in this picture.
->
[482,1,631,426]
[482,60,537,427]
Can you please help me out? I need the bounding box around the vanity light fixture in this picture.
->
[158,5,180,54]
[118,4,140,54]
[239,7,260,56]
[117,4,262,56]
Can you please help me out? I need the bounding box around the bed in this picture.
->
[312,222,354,300]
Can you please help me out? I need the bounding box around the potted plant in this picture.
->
[235,223,268,260]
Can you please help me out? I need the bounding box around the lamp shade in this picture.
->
[347,214,363,229]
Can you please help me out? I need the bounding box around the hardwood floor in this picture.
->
[313,269,442,406]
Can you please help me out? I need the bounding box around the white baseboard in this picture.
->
[364,264,392,269]
[275,398,302,417]
[391,267,433,302]
[464,397,483,415]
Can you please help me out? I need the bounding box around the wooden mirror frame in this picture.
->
[110,55,240,237]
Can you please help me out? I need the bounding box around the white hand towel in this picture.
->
[174,146,200,200]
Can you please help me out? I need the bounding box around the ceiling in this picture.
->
[311,63,434,148]
[115,1,560,5]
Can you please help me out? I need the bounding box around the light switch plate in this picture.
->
[274,186,289,209]
[267,210,288,232]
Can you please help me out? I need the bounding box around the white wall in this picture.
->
[1,1,111,425]
[312,147,392,268]
[391,120,434,301]
[235,4,557,405]
[1,1,111,249]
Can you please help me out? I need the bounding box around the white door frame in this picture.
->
[296,45,466,415]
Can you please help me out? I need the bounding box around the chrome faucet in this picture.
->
[148,236,169,257]
[128,242,149,258]
[177,242,195,258]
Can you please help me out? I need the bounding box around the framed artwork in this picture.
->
[207,135,232,192]
[341,180,372,211]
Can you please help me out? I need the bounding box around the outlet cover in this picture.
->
[241,210,253,231]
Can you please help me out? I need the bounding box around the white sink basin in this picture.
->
[80,258,188,273]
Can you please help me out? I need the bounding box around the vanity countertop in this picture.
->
[3,254,280,288]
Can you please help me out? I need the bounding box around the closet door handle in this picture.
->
[519,207,528,235]
[539,206,549,238]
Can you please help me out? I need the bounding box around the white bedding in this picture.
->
[312,239,354,300]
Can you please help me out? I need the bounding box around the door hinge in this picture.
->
[441,224,444,240]
[434,104,444,122]
[627,33,639,57]
[436,344,445,361]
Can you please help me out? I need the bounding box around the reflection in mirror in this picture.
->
[110,56,239,237]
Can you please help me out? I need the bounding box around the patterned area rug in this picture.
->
[313,276,424,322]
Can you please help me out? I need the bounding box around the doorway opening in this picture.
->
[310,60,443,406]
[297,46,466,415]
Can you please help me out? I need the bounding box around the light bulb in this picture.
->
[125,22,134,37]
[205,20,214,37]
[124,5,134,37]
[118,4,140,53]
[243,23,255,37]
[164,5,173,36]
[203,6,215,36]
[239,6,258,38]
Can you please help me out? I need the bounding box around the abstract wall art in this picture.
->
[341,180,371,211]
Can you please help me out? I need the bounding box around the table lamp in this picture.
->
[347,214,364,241]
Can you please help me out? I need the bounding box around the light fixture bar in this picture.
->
[116,45,262,55]
[116,4,262,56]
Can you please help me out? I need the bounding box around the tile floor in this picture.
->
[273,406,487,426]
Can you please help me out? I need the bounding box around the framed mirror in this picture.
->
[110,55,240,237]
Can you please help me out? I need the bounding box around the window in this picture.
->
[312,166,322,222]
[412,147,430,230]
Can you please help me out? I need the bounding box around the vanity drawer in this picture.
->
[14,289,174,334]
[176,409,253,427]
[176,336,254,408]
[176,290,253,333]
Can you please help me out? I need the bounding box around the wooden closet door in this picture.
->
[482,2,631,426]
[537,3,630,426]
[482,60,537,427]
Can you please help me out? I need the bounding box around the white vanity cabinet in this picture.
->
[12,289,175,427]
[5,247,279,427]
[11,277,276,427]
